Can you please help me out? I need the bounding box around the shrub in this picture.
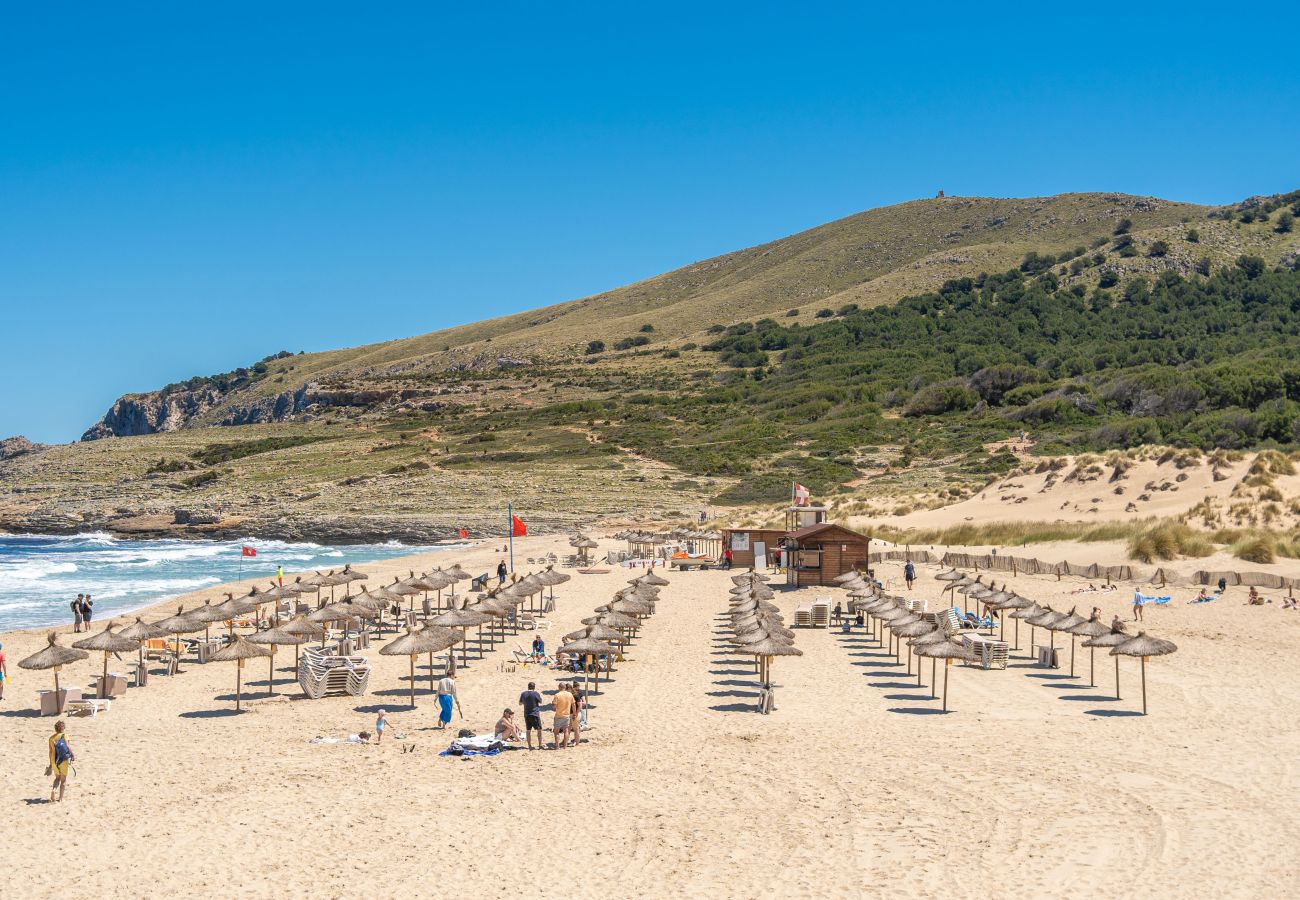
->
[1195,257,1212,276]
[903,384,978,417]
[584,340,605,355]
[1278,211,1295,234]
[1233,534,1276,563]
[1114,218,1132,235]
[814,308,834,319]
[1098,270,1120,288]
[786,308,799,317]
[1148,240,1170,258]
[639,323,655,333]
[1186,228,1200,242]
[1236,255,1266,278]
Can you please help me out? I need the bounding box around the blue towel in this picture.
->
[439,747,502,758]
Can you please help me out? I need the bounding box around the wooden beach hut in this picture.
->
[780,522,872,587]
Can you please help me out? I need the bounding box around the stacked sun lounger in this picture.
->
[961,633,1009,670]
[298,647,372,699]
[904,598,928,614]
[811,597,831,628]
[794,603,814,627]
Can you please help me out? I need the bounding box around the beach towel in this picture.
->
[1191,595,1218,604]
[442,734,505,757]
[438,693,454,724]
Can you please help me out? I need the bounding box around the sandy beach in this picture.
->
[2,533,1299,898]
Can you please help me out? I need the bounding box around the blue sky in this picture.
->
[3,2,1297,443]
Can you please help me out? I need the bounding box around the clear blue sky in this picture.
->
[3,3,1296,443]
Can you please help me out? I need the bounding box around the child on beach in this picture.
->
[46,720,74,803]
[0,641,7,701]
[375,709,387,743]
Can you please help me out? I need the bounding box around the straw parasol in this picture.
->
[246,625,310,696]
[116,616,170,674]
[154,605,207,671]
[1082,625,1132,699]
[1110,632,1178,715]
[1027,606,1065,659]
[416,624,461,695]
[731,636,802,691]
[1050,607,1089,678]
[558,637,615,693]
[429,607,490,667]
[381,626,455,708]
[1009,601,1045,658]
[72,623,140,695]
[634,570,670,587]
[1068,618,1111,686]
[566,624,625,645]
[278,614,326,668]
[832,570,865,585]
[914,640,975,710]
[18,632,89,700]
[208,634,272,711]
[892,618,935,678]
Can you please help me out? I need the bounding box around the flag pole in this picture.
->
[508,502,515,574]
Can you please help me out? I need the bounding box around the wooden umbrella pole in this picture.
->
[1089,646,1095,687]
[268,649,275,696]
[1028,625,1035,660]
[943,660,950,713]
[1115,655,1121,700]
[428,652,435,697]
[931,658,937,700]
[409,656,416,708]
[917,651,923,688]
[1070,636,1076,679]
[236,659,243,711]
[1014,618,1020,652]
[1141,657,1148,715]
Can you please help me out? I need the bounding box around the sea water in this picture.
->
[0,532,441,632]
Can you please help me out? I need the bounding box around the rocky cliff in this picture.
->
[0,435,47,461]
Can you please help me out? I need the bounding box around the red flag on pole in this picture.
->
[793,483,810,507]
[241,546,257,557]
[458,528,469,539]
[511,515,527,537]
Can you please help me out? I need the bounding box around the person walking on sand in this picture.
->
[374,709,387,743]
[72,594,84,633]
[47,720,74,803]
[436,673,458,730]
[723,547,733,570]
[519,681,544,749]
[497,560,508,586]
[904,560,915,590]
[552,682,575,749]
[0,641,8,702]
[1132,590,1145,622]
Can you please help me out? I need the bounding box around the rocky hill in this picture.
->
[82,192,1224,439]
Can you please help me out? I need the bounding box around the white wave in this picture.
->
[0,560,79,580]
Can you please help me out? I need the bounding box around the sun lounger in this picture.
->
[794,603,813,627]
[520,611,551,630]
[939,607,979,636]
[64,697,111,717]
[961,633,1009,669]
[298,647,372,699]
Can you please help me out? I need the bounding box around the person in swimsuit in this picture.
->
[47,720,74,802]
[374,709,387,743]
[0,641,8,701]
[1132,590,1145,622]
[568,683,584,747]
[495,708,521,742]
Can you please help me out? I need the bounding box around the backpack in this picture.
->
[53,735,72,765]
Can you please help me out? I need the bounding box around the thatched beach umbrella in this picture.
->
[892,618,935,677]
[993,593,1032,646]
[429,607,490,667]
[914,640,975,710]
[415,625,461,696]
[246,625,309,696]
[18,632,89,701]
[1051,608,1089,678]
[558,637,615,693]
[117,616,170,675]
[634,570,669,587]
[1027,606,1064,659]
[1068,618,1111,687]
[833,570,865,585]
[732,636,802,691]
[72,623,140,695]
[208,634,272,711]
[1009,602,1045,658]
[1082,626,1132,699]
[279,614,326,668]
[536,566,572,607]
[380,626,453,708]
[1110,632,1177,715]
[154,606,206,672]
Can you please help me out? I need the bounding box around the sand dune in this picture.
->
[2,536,1298,898]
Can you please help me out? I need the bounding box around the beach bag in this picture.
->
[457,728,475,738]
[53,735,72,765]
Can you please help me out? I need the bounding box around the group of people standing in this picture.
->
[70,594,94,633]
[495,679,587,750]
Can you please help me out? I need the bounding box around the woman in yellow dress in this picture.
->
[46,720,74,803]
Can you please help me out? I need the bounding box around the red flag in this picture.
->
[793,483,810,507]
[241,546,257,557]
[511,515,527,537]
[458,528,469,539]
